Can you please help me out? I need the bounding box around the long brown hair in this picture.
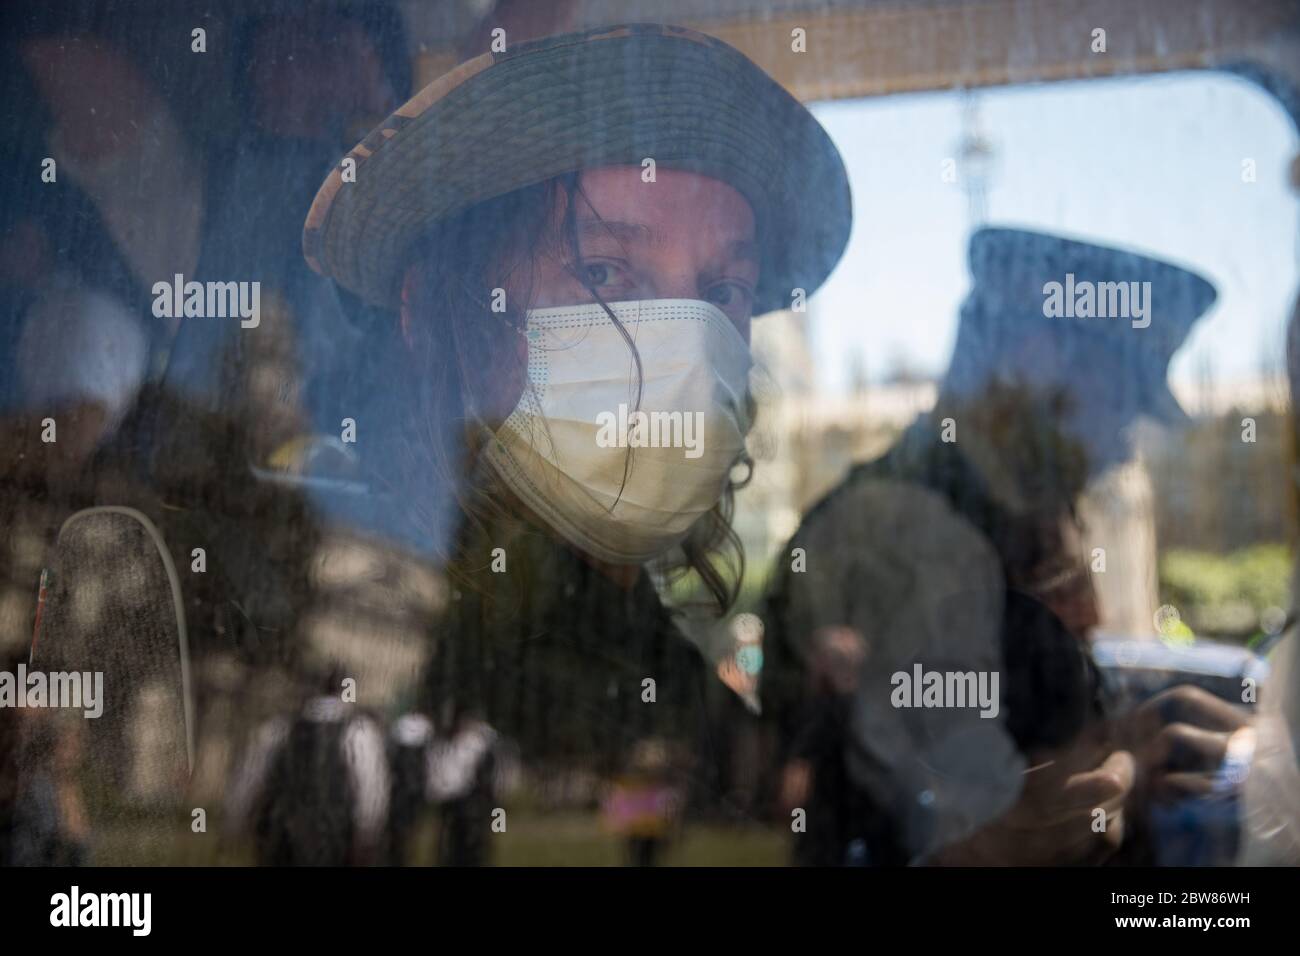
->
[395,172,751,616]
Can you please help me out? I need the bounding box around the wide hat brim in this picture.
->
[303,23,852,315]
[965,226,1218,425]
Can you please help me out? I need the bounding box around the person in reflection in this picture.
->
[297,23,851,864]
[763,227,1251,865]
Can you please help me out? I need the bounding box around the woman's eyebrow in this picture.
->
[577,219,653,246]
[703,240,761,278]
[578,220,760,266]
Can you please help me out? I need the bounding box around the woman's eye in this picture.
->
[580,261,624,289]
[707,282,752,309]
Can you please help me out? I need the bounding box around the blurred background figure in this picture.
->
[386,710,434,865]
[933,228,1217,635]
[773,625,872,866]
[9,713,89,866]
[601,738,686,867]
[425,715,512,867]
[761,227,1250,866]
[225,667,390,866]
[716,612,764,712]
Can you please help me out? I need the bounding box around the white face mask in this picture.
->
[481,298,754,564]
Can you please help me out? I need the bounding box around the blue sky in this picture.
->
[806,70,1299,394]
